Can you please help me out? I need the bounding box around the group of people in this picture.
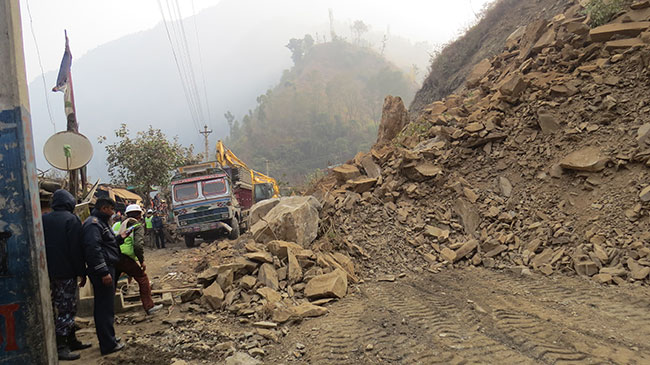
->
[42,190,165,361]
[113,208,166,249]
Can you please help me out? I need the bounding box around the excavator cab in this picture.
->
[254,182,275,203]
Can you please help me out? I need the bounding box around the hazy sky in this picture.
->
[19,0,493,82]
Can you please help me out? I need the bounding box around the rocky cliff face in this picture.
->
[315,0,650,285]
[409,0,570,116]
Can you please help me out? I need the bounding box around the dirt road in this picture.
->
[266,267,650,364]
[73,242,650,364]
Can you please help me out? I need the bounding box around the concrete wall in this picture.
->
[0,1,57,363]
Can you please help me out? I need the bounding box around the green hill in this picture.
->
[225,38,418,184]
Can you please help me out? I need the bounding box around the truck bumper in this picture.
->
[178,221,233,234]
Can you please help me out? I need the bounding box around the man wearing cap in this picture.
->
[151,211,166,249]
[115,204,162,315]
[144,209,154,248]
[82,198,126,355]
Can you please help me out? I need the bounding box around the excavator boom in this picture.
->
[216,140,280,198]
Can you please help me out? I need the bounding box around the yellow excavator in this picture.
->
[216,140,280,201]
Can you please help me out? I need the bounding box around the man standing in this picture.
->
[151,211,166,249]
[111,211,123,235]
[43,189,91,360]
[116,204,163,314]
[82,198,126,355]
[144,209,154,248]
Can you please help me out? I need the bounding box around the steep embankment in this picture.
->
[317,0,650,285]
[225,40,418,183]
[409,0,569,116]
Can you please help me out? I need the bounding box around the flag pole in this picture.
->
[53,30,87,198]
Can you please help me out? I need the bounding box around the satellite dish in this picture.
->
[43,131,93,171]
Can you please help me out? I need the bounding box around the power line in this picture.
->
[191,0,213,128]
[24,0,56,133]
[164,0,201,129]
[157,0,201,132]
[172,0,205,123]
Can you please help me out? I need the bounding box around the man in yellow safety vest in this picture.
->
[115,204,162,315]
[144,209,154,248]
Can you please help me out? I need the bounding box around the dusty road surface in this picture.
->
[69,241,650,365]
[264,267,650,364]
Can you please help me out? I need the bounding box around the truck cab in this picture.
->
[171,162,243,247]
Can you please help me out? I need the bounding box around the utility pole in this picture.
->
[0,1,57,363]
[199,125,212,162]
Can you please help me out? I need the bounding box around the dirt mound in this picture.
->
[409,0,570,116]
[316,0,650,285]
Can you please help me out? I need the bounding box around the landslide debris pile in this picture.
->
[316,0,650,285]
[122,197,358,362]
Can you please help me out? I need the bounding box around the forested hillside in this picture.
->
[225,38,417,183]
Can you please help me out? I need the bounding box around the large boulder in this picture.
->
[333,164,361,184]
[203,281,225,310]
[376,95,409,146]
[304,269,348,300]
[589,21,650,42]
[466,58,492,87]
[560,147,607,172]
[266,240,303,259]
[249,198,281,226]
[250,196,321,247]
[257,263,279,290]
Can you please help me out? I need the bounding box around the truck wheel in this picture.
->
[229,216,240,240]
[184,235,195,248]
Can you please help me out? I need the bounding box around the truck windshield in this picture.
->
[173,182,199,201]
[202,178,227,196]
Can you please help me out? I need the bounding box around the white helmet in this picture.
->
[147,209,153,214]
[125,204,143,214]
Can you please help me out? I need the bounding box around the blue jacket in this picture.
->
[152,216,164,229]
[82,209,123,276]
[42,190,86,279]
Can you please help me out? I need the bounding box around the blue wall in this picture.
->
[0,107,51,364]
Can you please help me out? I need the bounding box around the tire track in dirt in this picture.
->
[370,283,538,365]
[427,268,650,364]
[268,267,650,364]
[475,269,650,344]
[307,301,369,364]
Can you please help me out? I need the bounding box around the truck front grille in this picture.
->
[178,208,229,226]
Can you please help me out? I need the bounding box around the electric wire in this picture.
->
[171,0,205,123]
[165,0,204,132]
[191,0,213,129]
[164,0,201,130]
[159,0,198,129]
[156,0,201,132]
[24,0,57,133]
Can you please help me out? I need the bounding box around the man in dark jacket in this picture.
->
[43,189,91,361]
[82,198,126,355]
[151,212,165,249]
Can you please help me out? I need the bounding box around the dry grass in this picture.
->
[409,0,568,116]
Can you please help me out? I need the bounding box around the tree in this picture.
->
[286,35,315,65]
[99,124,201,203]
[224,111,235,130]
[286,38,304,65]
[351,20,369,45]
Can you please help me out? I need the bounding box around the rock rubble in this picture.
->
[313,0,650,286]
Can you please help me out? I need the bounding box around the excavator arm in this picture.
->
[216,140,280,198]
